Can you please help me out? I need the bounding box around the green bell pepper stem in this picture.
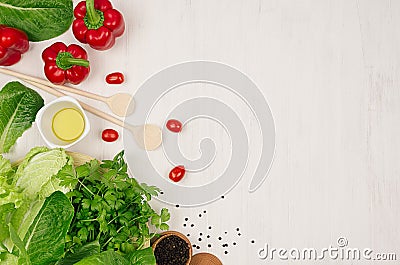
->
[60,57,90,68]
[56,52,89,70]
[86,0,102,26]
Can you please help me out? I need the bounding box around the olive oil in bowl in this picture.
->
[52,108,85,142]
[36,96,90,148]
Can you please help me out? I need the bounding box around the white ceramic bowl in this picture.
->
[36,96,90,148]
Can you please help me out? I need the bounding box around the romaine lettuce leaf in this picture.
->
[0,203,15,246]
[73,250,130,265]
[0,155,13,177]
[9,199,42,251]
[0,0,74,42]
[0,252,18,264]
[56,241,100,265]
[125,247,156,265]
[0,156,21,249]
[15,147,72,199]
[0,147,73,252]
[9,224,31,265]
[23,191,74,265]
[0,82,44,153]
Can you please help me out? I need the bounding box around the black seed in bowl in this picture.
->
[154,235,190,265]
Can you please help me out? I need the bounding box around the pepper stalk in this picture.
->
[85,0,104,29]
[56,52,90,70]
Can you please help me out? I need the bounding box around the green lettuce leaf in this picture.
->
[0,252,18,264]
[71,248,156,265]
[0,82,44,153]
[23,191,73,265]
[8,199,42,251]
[0,156,20,249]
[0,155,13,177]
[9,224,30,265]
[126,247,156,265]
[14,147,71,199]
[1,147,72,252]
[56,241,100,265]
[73,250,130,265]
[10,147,72,244]
[0,0,74,42]
[0,203,15,247]
[0,156,21,208]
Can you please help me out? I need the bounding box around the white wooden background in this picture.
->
[2,0,400,264]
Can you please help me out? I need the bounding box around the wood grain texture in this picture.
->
[2,0,399,264]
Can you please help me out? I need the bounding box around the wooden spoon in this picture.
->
[24,80,162,151]
[0,67,135,117]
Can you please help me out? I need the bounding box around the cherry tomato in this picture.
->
[169,165,186,182]
[166,119,183,133]
[106,72,124,84]
[102,129,119,142]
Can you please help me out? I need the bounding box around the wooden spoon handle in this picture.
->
[24,80,162,150]
[24,80,126,128]
[0,67,107,102]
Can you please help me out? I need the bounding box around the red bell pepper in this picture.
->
[42,42,90,85]
[0,25,29,66]
[72,0,125,51]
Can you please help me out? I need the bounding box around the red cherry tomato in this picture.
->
[169,165,186,182]
[166,119,183,133]
[102,129,119,142]
[106,72,124,84]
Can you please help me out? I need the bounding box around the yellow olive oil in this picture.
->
[52,108,85,142]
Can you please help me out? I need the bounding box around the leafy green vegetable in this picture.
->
[0,204,15,246]
[0,155,19,209]
[74,250,129,265]
[0,155,13,177]
[56,241,100,265]
[73,248,156,265]
[7,200,41,252]
[0,252,18,264]
[0,0,74,42]
[23,191,73,265]
[1,149,166,265]
[14,147,72,199]
[0,147,72,252]
[0,82,44,153]
[0,156,21,250]
[59,151,169,257]
[9,224,30,265]
[11,148,72,244]
[126,247,156,265]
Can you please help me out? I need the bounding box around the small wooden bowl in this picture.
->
[152,231,192,265]
[190,253,223,265]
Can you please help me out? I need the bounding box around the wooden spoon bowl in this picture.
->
[106,93,135,117]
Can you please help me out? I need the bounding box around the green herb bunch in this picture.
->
[57,151,170,255]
